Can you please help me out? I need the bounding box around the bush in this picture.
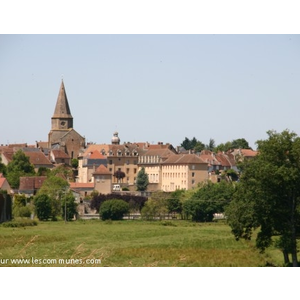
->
[99,199,129,221]
[13,205,32,218]
[1,219,38,227]
[34,194,52,221]
[183,199,215,222]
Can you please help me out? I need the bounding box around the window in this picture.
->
[192,172,195,177]
[134,168,137,174]
[192,165,195,170]
[109,160,113,165]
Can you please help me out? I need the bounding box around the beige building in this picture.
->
[161,154,208,191]
[93,164,112,194]
[77,150,107,183]
[138,148,177,191]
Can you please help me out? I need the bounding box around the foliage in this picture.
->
[113,170,126,182]
[141,191,170,220]
[183,199,215,222]
[37,174,69,219]
[71,158,79,169]
[99,199,129,221]
[0,156,7,176]
[34,194,52,221]
[192,181,235,212]
[226,129,300,267]
[205,138,216,151]
[141,198,168,220]
[181,137,205,152]
[37,167,50,176]
[61,192,78,221]
[225,169,239,181]
[1,219,37,228]
[13,194,28,207]
[231,138,251,149]
[181,181,235,222]
[167,197,182,214]
[6,150,35,188]
[136,167,149,191]
[90,193,147,213]
[13,205,32,218]
[214,138,251,152]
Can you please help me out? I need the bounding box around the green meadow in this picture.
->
[0,220,283,267]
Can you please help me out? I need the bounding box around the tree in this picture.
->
[99,199,129,220]
[180,137,205,152]
[6,150,35,188]
[0,156,7,176]
[37,174,69,220]
[61,192,77,221]
[205,138,216,151]
[141,192,169,220]
[34,194,52,220]
[231,138,251,149]
[136,167,149,191]
[226,130,300,267]
[113,170,126,183]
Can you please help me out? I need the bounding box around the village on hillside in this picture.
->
[0,81,257,211]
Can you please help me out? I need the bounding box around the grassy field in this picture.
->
[0,219,284,267]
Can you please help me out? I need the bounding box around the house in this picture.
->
[138,148,177,191]
[93,164,112,194]
[69,182,94,200]
[18,176,47,196]
[161,154,208,191]
[231,148,258,162]
[49,149,71,165]
[77,150,107,183]
[22,148,53,172]
[0,174,12,194]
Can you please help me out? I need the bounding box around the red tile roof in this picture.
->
[89,150,106,159]
[163,154,207,165]
[93,164,111,175]
[69,182,94,189]
[19,176,47,191]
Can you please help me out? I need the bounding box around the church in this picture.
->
[48,80,85,159]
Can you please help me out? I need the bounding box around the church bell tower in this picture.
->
[51,80,73,130]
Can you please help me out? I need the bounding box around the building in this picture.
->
[138,148,177,191]
[93,164,112,194]
[0,174,12,194]
[48,80,85,159]
[18,176,47,196]
[161,154,208,191]
[77,150,107,183]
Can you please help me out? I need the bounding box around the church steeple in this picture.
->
[51,80,73,130]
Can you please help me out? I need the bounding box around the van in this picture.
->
[113,184,121,191]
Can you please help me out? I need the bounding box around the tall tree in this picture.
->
[37,174,69,220]
[136,167,149,191]
[205,138,216,151]
[226,130,300,266]
[6,150,35,188]
[0,156,7,176]
[231,138,251,149]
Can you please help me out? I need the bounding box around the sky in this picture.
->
[1,34,299,150]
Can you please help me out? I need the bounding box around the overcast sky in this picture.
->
[1,34,299,150]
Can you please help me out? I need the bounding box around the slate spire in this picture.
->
[51,80,73,130]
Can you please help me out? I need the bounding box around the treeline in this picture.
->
[180,137,251,152]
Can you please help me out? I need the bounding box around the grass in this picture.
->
[0,219,284,267]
